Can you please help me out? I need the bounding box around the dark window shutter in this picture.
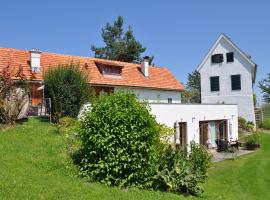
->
[226,52,234,62]
[210,76,220,92]
[211,54,223,63]
[231,75,241,90]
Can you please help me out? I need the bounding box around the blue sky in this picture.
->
[0,0,269,103]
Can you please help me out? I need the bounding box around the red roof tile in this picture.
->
[0,48,184,91]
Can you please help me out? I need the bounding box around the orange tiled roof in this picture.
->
[0,48,184,91]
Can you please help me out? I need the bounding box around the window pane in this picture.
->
[226,52,234,62]
[210,76,220,92]
[211,54,223,64]
[231,75,241,90]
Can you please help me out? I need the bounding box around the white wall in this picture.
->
[149,103,238,146]
[199,37,255,124]
[115,87,181,103]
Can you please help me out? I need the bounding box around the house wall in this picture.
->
[199,37,255,124]
[115,87,182,103]
[149,103,238,147]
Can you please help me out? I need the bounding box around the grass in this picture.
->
[202,131,270,200]
[0,118,270,199]
[0,118,188,200]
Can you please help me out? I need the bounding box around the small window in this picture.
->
[96,62,122,76]
[231,75,241,90]
[102,66,121,75]
[211,54,223,64]
[168,98,172,104]
[210,76,220,92]
[226,52,234,62]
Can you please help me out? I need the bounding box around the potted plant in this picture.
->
[245,133,260,150]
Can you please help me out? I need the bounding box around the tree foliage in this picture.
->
[44,63,90,121]
[182,70,201,103]
[259,73,270,103]
[0,66,28,125]
[78,91,159,188]
[91,16,153,64]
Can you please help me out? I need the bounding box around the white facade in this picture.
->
[198,34,256,124]
[115,87,182,103]
[149,103,238,147]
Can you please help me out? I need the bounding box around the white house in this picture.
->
[197,33,257,125]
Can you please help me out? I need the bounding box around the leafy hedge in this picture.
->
[78,92,159,188]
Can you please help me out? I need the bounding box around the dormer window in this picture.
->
[226,52,234,62]
[211,54,223,64]
[102,66,121,75]
[96,63,122,77]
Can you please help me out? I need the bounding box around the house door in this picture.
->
[199,121,208,145]
[179,122,187,145]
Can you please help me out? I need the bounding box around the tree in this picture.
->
[91,16,153,64]
[182,70,201,103]
[44,63,90,121]
[259,73,270,103]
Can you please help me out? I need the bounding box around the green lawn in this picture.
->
[0,118,269,200]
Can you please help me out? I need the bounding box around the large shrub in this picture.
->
[0,66,28,125]
[78,91,159,188]
[44,63,91,121]
[153,142,211,195]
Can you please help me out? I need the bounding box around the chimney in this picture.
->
[30,48,42,72]
[141,56,149,77]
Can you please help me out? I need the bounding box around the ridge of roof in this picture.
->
[0,47,163,68]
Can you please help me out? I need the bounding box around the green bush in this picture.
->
[58,117,81,158]
[157,123,174,142]
[78,91,159,188]
[238,117,247,130]
[246,121,255,131]
[44,63,92,121]
[245,133,260,145]
[260,118,270,130]
[153,142,211,196]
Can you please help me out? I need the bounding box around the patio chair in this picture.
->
[215,139,229,152]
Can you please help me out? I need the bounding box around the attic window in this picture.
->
[102,66,121,75]
[96,63,122,76]
[211,54,223,64]
[226,52,234,62]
